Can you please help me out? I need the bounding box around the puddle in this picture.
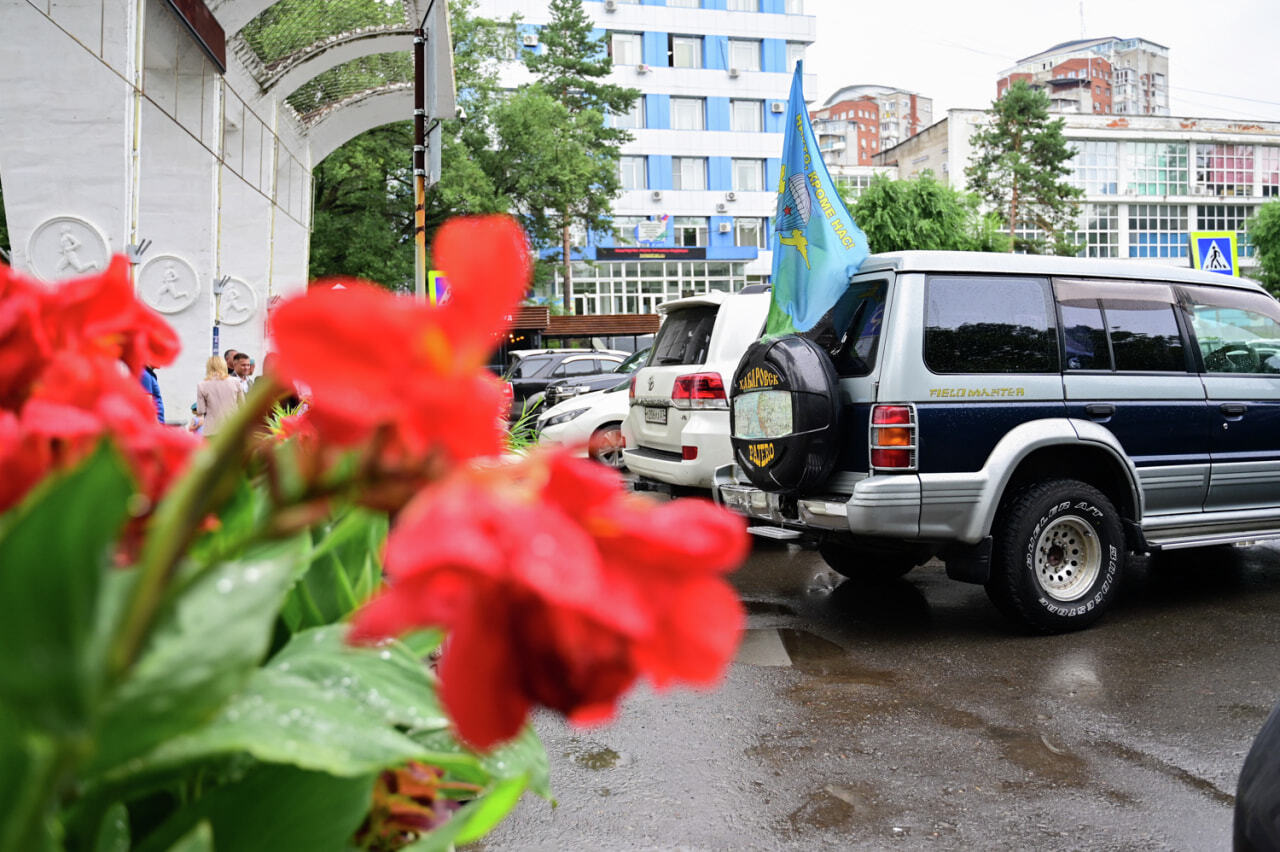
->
[778,629,897,686]
[563,740,631,771]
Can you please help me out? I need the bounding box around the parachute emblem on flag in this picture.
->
[776,167,814,269]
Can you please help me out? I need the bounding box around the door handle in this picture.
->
[1220,402,1248,417]
[1084,403,1114,419]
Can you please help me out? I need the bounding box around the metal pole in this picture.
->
[413,28,427,302]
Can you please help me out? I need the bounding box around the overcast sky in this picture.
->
[803,0,1280,122]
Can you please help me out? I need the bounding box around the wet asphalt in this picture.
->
[479,539,1280,851]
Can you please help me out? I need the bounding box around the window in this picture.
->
[728,39,761,72]
[785,0,803,11]
[612,215,646,246]
[730,99,763,132]
[670,97,705,131]
[1183,284,1280,374]
[673,216,708,247]
[1069,203,1119,258]
[1198,204,1256,257]
[556,359,599,377]
[666,0,700,6]
[1069,140,1118,195]
[619,155,646,190]
[786,41,805,71]
[670,35,701,68]
[1057,281,1186,372]
[651,305,717,366]
[609,32,642,65]
[1259,147,1280,197]
[734,217,767,249]
[1127,141,1188,196]
[1128,204,1187,258]
[834,173,874,199]
[1196,144,1254,196]
[924,276,1057,373]
[673,157,706,190]
[726,0,759,10]
[612,98,644,129]
[732,158,764,191]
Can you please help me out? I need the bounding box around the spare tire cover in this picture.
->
[730,335,842,495]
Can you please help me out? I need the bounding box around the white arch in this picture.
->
[264,28,413,96]
[307,83,413,162]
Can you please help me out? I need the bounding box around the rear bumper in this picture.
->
[623,412,733,489]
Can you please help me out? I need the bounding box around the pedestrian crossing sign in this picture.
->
[1189,231,1237,276]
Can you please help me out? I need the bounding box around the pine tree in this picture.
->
[965,81,1083,255]
[522,0,639,312]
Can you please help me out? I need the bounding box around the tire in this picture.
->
[588,423,626,470]
[985,478,1125,633]
[818,539,933,583]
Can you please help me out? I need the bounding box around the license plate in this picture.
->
[644,406,667,425]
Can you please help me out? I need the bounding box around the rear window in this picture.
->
[828,279,887,376]
[504,356,553,379]
[651,305,718,366]
[925,275,1058,374]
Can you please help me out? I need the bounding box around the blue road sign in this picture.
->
[1189,231,1237,276]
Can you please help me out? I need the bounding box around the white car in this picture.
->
[535,381,631,468]
[622,287,771,491]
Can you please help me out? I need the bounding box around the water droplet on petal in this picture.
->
[216,578,234,594]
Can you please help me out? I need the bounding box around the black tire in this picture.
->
[985,479,1125,633]
[818,539,933,583]
[588,423,626,470]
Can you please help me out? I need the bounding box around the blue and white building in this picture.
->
[478,0,816,314]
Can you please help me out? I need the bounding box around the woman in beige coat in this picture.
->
[195,355,244,436]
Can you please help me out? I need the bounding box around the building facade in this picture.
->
[997,37,1169,117]
[874,110,1280,273]
[811,84,932,167]
[477,0,816,315]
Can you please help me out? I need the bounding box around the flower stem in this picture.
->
[106,379,282,681]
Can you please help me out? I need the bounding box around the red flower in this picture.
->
[0,263,54,410]
[270,216,531,474]
[350,450,748,749]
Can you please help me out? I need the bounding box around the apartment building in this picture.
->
[997,37,1169,117]
[874,110,1280,272]
[477,0,816,314]
[810,84,932,168]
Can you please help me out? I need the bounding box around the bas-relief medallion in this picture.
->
[138,254,200,314]
[26,216,110,281]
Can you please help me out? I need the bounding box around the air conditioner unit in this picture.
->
[728,67,740,78]
[715,203,727,212]
[636,63,649,74]
[521,33,538,46]
[718,222,732,233]
[724,191,737,202]
[604,0,617,10]
[770,101,785,114]
[650,190,663,201]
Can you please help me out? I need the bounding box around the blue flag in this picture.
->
[766,62,870,337]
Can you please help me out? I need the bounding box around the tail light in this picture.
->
[671,372,728,410]
[629,374,637,401]
[499,381,514,418]
[870,404,917,470]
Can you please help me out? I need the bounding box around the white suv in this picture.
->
[622,287,771,492]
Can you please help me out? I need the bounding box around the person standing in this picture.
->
[139,365,164,423]
[223,348,239,375]
[196,355,244,437]
[231,352,253,396]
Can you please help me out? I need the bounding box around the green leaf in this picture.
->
[402,774,528,852]
[281,509,386,632]
[0,709,58,852]
[92,803,129,852]
[413,724,550,799]
[138,765,372,852]
[267,625,448,732]
[163,822,211,852]
[0,442,132,733]
[89,538,304,774]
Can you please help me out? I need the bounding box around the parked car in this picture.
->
[716,251,1280,633]
[501,348,626,414]
[543,347,651,409]
[622,286,772,492]
[536,383,631,469]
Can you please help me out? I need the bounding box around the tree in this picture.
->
[522,0,639,312]
[965,81,1082,255]
[847,172,1011,254]
[1249,200,1280,295]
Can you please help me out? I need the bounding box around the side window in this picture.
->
[510,356,551,379]
[1182,284,1280,374]
[924,275,1057,374]
[562,360,597,376]
[1056,280,1187,373]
